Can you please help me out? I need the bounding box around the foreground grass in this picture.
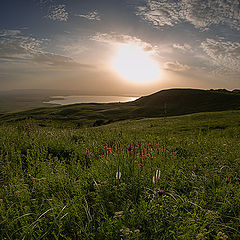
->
[0,110,240,239]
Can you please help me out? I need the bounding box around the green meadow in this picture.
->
[0,110,240,239]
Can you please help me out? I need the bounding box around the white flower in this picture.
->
[153,169,161,184]
[116,167,121,181]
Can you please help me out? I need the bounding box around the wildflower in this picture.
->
[159,190,164,196]
[116,167,121,182]
[127,146,133,152]
[153,169,161,184]
[134,229,140,233]
[217,231,228,239]
[171,151,176,157]
[120,228,132,235]
[86,150,90,155]
[193,168,199,172]
[139,163,144,167]
[93,182,100,188]
[114,211,124,218]
[226,177,232,184]
[196,233,205,239]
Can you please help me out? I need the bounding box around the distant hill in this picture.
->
[133,88,240,117]
[1,88,240,126]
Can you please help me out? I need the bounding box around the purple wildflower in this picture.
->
[127,146,133,152]
[159,190,165,196]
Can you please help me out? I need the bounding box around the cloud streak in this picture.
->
[173,43,192,52]
[0,30,94,69]
[163,61,190,72]
[75,10,101,21]
[91,32,156,52]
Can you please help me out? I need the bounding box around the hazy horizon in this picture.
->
[0,0,239,95]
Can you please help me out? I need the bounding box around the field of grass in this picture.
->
[0,110,240,239]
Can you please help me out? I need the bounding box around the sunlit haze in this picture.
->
[112,44,161,83]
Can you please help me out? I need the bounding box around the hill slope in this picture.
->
[134,88,240,117]
[1,88,240,126]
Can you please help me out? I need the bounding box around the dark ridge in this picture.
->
[133,88,240,117]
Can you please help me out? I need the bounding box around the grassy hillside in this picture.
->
[0,110,240,239]
[134,89,240,117]
[1,88,240,127]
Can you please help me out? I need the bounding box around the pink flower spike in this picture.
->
[171,151,176,157]
[159,190,164,196]
[127,146,133,152]
[86,150,90,155]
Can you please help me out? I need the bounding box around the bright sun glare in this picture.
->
[112,44,161,83]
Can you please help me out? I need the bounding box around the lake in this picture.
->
[44,95,139,105]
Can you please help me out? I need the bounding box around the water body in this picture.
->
[44,95,139,105]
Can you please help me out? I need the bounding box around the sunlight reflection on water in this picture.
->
[44,95,139,105]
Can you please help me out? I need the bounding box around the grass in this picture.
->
[0,110,240,239]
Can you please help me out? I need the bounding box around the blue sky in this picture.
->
[0,0,239,95]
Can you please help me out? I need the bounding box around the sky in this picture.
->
[0,0,239,95]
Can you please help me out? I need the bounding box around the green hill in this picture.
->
[1,88,240,127]
[134,88,240,117]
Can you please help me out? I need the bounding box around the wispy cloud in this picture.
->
[163,61,190,72]
[173,43,192,52]
[47,4,68,22]
[134,0,240,30]
[0,30,94,69]
[75,10,101,21]
[0,30,21,37]
[201,38,240,72]
[91,32,156,52]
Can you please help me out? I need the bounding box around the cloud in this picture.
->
[0,30,94,69]
[32,52,94,68]
[134,0,240,30]
[47,4,68,22]
[75,10,101,21]
[173,43,192,52]
[0,30,21,37]
[163,61,190,72]
[91,32,156,52]
[201,38,240,72]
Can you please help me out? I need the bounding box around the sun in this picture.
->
[112,43,161,83]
